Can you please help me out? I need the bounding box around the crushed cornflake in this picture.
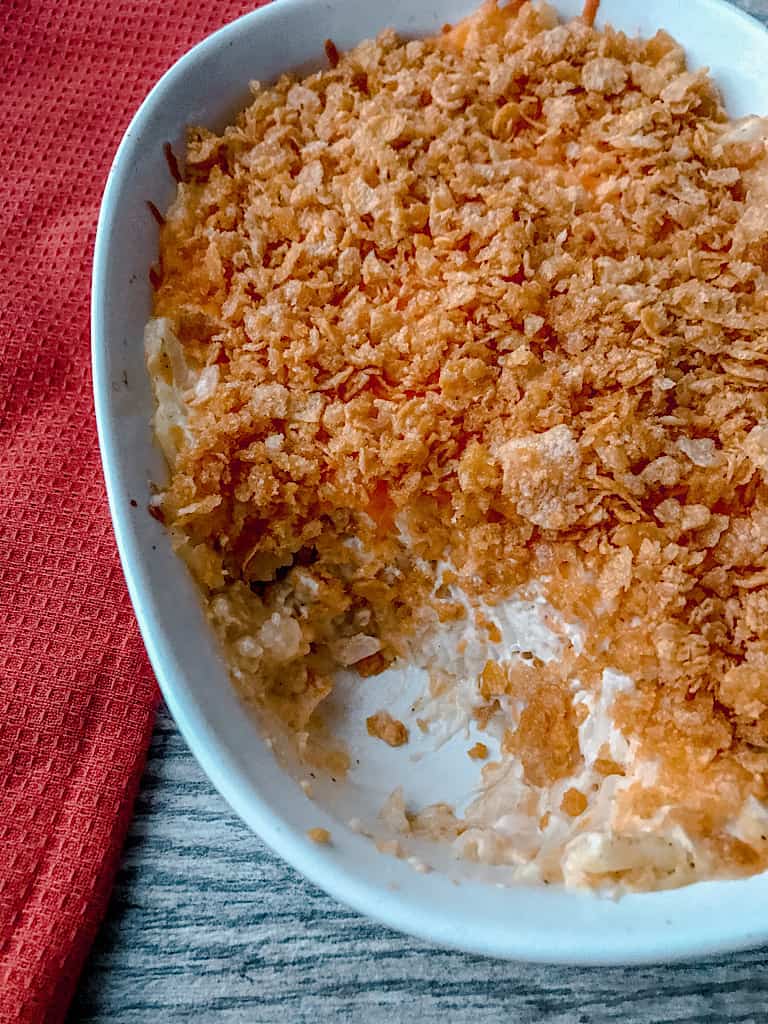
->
[366,710,410,747]
[147,0,768,892]
[307,827,332,845]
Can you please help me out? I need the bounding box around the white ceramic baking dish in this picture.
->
[92,0,768,963]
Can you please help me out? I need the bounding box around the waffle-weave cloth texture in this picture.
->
[0,2,256,1020]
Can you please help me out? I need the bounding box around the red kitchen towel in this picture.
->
[0,2,259,1020]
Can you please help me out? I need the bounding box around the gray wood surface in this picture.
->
[68,706,768,1024]
[71,2,768,1019]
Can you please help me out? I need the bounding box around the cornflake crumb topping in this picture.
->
[147,0,768,892]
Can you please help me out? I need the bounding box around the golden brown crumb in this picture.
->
[504,682,581,787]
[476,613,502,643]
[473,700,500,731]
[367,710,409,747]
[479,661,508,700]
[573,702,590,727]
[468,741,488,760]
[307,827,331,844]
[486,622,502,644]
[561,788,588,817]
[356,651,390,678]
[594,758,625,778]
[436,601,467,623]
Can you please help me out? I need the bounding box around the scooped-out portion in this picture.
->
[146,0,768,891]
